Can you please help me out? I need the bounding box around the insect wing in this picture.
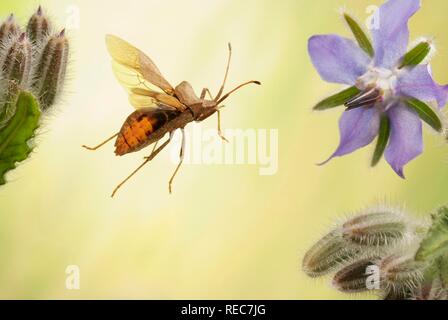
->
[131,88,184,110]
[111,56,184,111]
[106,34,174,94]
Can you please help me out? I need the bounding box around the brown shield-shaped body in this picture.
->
[114,107,179,156]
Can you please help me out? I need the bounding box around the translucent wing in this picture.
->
[111,61,151,92]
[110,54,184,111]
[130,88,184,110]
[128,90,157,108]
[106,34,175,94]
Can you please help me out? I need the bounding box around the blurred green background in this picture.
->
[1,0,448,299]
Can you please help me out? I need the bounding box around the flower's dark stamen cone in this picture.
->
[345,88,382,110]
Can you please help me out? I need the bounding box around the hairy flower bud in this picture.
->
[1,32,32,86]
[342,210,408,247]
[31,29,69,110]
[379,254,425,293]
[332,257,380,293]
[0,8,69,186]
[0,81,20,129]
[26,6,51,44]
[0,40,28,127]
[302,229,362,277]
[0,14,20,44]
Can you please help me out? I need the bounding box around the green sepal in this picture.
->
[399,41,431,69]
[371,115,390,167]
[0,91,41,185]
[313,86,360,111]
[344,13,374,58]
[415,206,448,262]
[404,97,442,132]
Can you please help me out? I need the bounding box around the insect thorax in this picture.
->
[174,81,201,106]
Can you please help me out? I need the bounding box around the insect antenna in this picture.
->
[214,43,232,101]
[217,80,261,105]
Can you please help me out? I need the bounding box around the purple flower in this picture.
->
[309,0,448,178]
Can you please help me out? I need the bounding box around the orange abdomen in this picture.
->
[115,108,179,156]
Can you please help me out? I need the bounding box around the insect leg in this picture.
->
[217,110,229,143]
[168,128,186,194]
[200,88,214,100]
[143,132,174,160]
[111,135,172,198]
[82,133,119,151]
[148,140,159,157]
[214,43,232,101]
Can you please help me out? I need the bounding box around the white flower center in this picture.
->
[356,67,399,107]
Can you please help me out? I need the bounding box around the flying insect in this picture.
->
[83,35,260,197]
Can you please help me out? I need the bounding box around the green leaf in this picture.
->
[0,91,41,185]
[344,13,374,58]
[404,97,442,132]
[371,115,390,167]
[415,206,448,262]
[314,86,360,111]
[399,41,431,69]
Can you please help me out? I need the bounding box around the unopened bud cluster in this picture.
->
[0,6,69,128]
[302,206,448,300]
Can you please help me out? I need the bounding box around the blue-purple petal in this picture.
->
[385,103,423,178]
[396,65,448,108]
[320,107,381,164]
[308,34,371,85]
[372,0,420,69]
